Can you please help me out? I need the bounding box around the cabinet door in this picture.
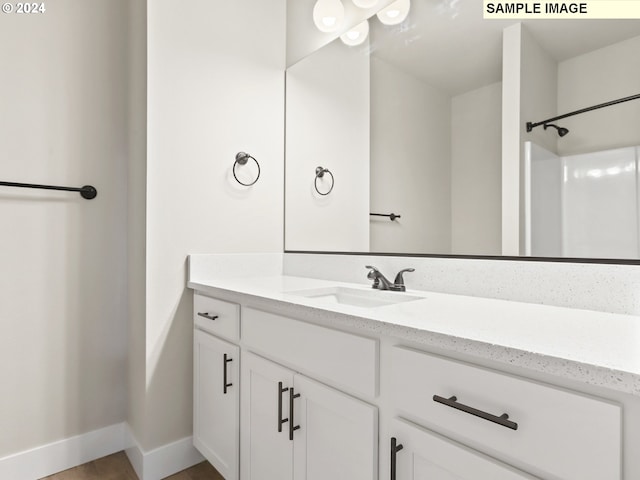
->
[194,330,240,480]
[390,418,536,480]
[293,374,378,480]
[241,352,295,480]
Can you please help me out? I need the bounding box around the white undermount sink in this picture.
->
[288,286,423,308]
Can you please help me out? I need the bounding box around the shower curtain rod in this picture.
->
[526,92,640,132]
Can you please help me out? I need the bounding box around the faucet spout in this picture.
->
[392,268,415,292]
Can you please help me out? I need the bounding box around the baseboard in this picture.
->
[0,422,127,480]
[0,422,203,480]
[124,426,204,480]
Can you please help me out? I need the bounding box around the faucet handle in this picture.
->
[365,265,379,277]
[365,265,381,288]
[393,268,415,288]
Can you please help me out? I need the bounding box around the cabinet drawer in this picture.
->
[391,417,536,480]
[391,346,621,480]
[243,307,378,398]
[194,294,240,342]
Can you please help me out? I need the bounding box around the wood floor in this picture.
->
[39,451,224,480]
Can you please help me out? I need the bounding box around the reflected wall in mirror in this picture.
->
[284,1,640,260]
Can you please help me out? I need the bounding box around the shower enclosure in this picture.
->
[525,141,640,259]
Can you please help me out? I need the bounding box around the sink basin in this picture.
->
[288,286,423,308]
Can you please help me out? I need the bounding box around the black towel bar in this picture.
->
[0,181,97,200]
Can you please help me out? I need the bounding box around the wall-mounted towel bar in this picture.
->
[370,213,401,221]
[0,181,97,199]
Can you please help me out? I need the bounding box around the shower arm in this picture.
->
[526,92,640,132]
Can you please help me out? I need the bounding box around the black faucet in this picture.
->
[365,266,415,292]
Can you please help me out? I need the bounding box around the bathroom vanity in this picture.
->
[188,257,640,480]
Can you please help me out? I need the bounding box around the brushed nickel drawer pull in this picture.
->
[197,312,218,321]
[433,395,518,430]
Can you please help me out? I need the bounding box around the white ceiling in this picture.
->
[369,0,640,95]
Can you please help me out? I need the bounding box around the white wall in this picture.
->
[142,0,286,452]
[503,23,558,255]
[451,82,502,255]
[557,35,640,156]
[370,57,451,254]
[502,23,523,256]
[286,39,370,252]
[0,0,128,458]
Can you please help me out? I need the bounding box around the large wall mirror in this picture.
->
[284,1,640,261]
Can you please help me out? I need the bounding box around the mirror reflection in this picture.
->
[285,2,640,259]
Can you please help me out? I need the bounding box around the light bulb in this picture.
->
[313,0,345,33]
[340,20,369,46]
[352,0,379,8]
[376,0,410,25]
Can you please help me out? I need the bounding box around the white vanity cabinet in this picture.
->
[191,289,629,480]
[193,295,241,480]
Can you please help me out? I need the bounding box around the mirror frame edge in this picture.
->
[284,250,640,265]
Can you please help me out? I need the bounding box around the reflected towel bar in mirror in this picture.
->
[370,213,401,221]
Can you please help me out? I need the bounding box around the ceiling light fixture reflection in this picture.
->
[313,0,345,33]
[376,0,411,25]
[352,0,379,8]
[340,19,369,46]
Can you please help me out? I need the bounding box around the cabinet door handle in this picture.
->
[223,354,233,394]
[390,437,403,480]
[289,387,301,440]
[278,382,289,432]
[197,312,218,321]
[433,395,518,430]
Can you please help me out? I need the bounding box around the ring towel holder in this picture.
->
[233,152,260,186]
[314,166,334,196]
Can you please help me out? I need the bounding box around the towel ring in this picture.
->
[233,152,260,186]
[314,166,334,196]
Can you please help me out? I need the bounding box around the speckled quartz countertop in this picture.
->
[188,274,640,397]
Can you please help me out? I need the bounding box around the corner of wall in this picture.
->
[501,23,523,255]
[124,425,203,480]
